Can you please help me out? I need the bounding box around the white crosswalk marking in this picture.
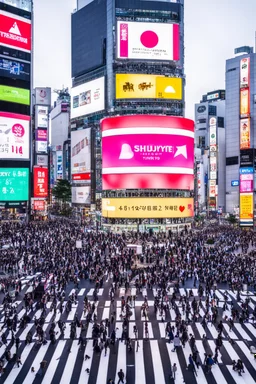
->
[115,341,126,383]
[78,288,86,296]
[234,323,252,340]
[151,340,165,382]
[78,340,93,384]
[96,348,110,383]
[41,340,66,384]
[143,322,153,338]
[135,340,146,384]
[244,323,256,338]
[19,322,34,340]
[3,343,34,383]
[22,342,51,384]
[226,365,255,384]
[60,342,80,384]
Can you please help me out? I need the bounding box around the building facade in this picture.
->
[0,0,32,220]
[225,48,256,226]
[194,91,225,213]
[71,0,194,232]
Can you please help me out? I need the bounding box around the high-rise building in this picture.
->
[0,0,32,220]
[225,47,255,226]
[71,0,194,232]
[50,89,71,185]
[194,91,225,213]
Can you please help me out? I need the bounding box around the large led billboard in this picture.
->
[72,186,91,204]
[240,118,250,149]
[0,58,30,81]
[116,74,182,100]
[240,193,253,221]
[101,115,194,190]
[0,84,30,105]
[0,112,29,159]
[117,21,179,61]
[102,198,194,219]
[35,106,48,128]
[0,168,29,201]
[240,88,250,118]
[34,167,48,198]
[240,57,250,88]
[71,129,91,175]
[71,77,105,119]
[0,11,31,52]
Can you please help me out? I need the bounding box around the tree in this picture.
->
[226,214,238,226]
[52,180,71,203]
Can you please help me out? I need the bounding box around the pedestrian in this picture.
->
[117,368,125,384]
[188,354,197,376]
[172,362,177,380]
[172,335,181,352]
[15,355,22,368]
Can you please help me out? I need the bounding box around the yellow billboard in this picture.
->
[240,193,253,220]
[102,198,194,219]
[116,74,182,100]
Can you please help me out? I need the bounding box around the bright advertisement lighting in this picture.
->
[35,106,48,128]
[72,186,91,204]
[102,198,194,219]
[0,84,30,105]
[0,168,29,201]
[117,21,179,61]
[0,11,31,52]
[71,129,91,175]
[36,130,47,141]
[34,200,45,211]
[240,167,253,193]
[71,77,105,119]
[36,141,47,153]
[101,115,194,190]
[240,118,250,149]
[0,58,30,82]
[34,167,48,198]
[116,74,182,100]
[240,88,250,117]
[240,193,253,220]
[0,112,30,159]
[240,57,250,88]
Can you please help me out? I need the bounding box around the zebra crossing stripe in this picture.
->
[78,340,93,384]
[226,365,255,384]
[233,324,252,341]
[150,340,165,383]
[223,324,238,339]
[102,307,110,320]
[41,340,66,384]
[244,323,256,338]
[236,341,256,369]
[78,288,86,296]
[19,322,34,340]
[59,341,80,384]
[95,342,110,384]
[3,343,34,383]
[165,338,184,382]
[115,341,127,384]
[135,340,146,384]
[22,341,51,384]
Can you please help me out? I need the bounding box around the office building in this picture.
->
[195,91,225,213]
[225,47,255,226]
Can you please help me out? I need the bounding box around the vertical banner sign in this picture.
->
[240,57,250,88]
[34,167,48,198]
[240,118,250,149]
[119,23,128,58]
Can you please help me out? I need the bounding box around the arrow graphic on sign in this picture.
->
[174,145,187,159]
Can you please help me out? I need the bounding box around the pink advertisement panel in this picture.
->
[102,134,194,169]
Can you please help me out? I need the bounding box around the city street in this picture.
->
[1,271,256,384]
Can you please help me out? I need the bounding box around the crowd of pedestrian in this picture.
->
[0,219,255,381]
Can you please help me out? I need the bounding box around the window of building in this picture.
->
[218,117,224,128]
[208,105,217,116]
[226,156,238,166]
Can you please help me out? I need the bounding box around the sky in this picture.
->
[33,0,256,119]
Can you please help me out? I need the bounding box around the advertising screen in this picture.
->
[240,57,250,88]
[240,88,250,117]
[117,21,179,61]
[240,118,250,149]
[36,130,47,141]
[0,112,29,159]
[35,106,48,128]
[71,77,105,119]
[0,0,32,12]
[34,200,45,211]
[0,84,30,105]
[116,74,182,100]
[36,154,48,166]
[35,88,51,106]
[71,129,91,175]
[36,141,47,153]
[102,198,194,219]
[0,168,29,201]
[0,11,31,52]
[240,193,253,220]
[0,58,30,81]
[34,167,48,198]
[101,115,194,190]
[72,186,91,204]
[239,167,253,193]
[240,148,254,166]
